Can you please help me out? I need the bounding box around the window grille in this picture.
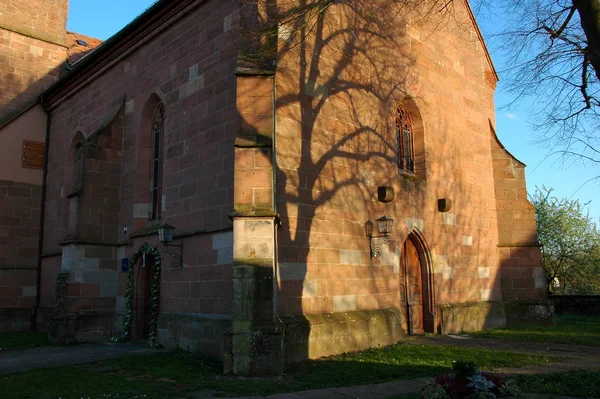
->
[396,104,414,173]
[150,103,165,220]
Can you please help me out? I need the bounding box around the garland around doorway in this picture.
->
[111,242,162,348]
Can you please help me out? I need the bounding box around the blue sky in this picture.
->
[66,0,600,221]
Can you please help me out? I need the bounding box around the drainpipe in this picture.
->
[32,100,51,331]
[272,76,277,214]
[271,72,279,321]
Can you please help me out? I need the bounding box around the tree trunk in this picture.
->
[574,0,600,80]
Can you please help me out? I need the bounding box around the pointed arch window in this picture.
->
[396,104,414,173]
[150,103,165,220]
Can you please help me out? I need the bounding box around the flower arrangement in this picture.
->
[420,361,521,399]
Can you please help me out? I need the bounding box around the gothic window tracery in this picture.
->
[150,103,165,220]
[396,104,415,173]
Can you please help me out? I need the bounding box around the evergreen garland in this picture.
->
[111,242,162,348]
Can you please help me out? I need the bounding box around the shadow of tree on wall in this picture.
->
[238,0,515,364]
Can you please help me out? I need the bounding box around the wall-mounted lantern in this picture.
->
[377,186,394,203]
[158,223,183,268]
[438,198,452,212]
[365,215,394,258]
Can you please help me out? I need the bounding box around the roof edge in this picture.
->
[41,0,202,107]
[86,97,126,142]
[462,0,499,83]
[0,100,42,130]
[489,120,526,167]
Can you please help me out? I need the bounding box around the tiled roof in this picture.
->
[66,31,103,65]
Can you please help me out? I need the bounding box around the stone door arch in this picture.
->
[400,232,434,334]
[133,256,154,339]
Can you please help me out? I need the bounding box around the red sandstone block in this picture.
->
[305,264,330,280]
[354,266,373,279]
[0,216,21,227]
[340,280,363,296]
[316,248,339,264]
[190,282,202,297]
[66,283,81,297]
[283,297,311,315]
[214,297,232,315]
[81,284,101,297]
[65,297,92,311]
[239,114,273,135]
[235,169,272,190]
[197,298,214,313]
[0,297,19,307]
[222,264,233,280]
[18,297,35,307]
[237,77,272,98]
[310,297,332,313]
[162,282,191,297]
[93,297,116,310]
[355,295,379,310]
[511,277,536,289]
[201,281,231,298]
[0,286,22,297]
[9,41,30,53]
[254,96,274,116]
[279,280,304,297]
[237,96,255,116]
[254,150,272,168]
[279,246,299,262]
[329,264,355,280]
[326,280,348,296]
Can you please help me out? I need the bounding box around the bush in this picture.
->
[420,361,520,399]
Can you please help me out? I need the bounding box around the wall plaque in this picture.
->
[22,140,45,169]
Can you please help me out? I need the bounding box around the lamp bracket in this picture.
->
[162,241,183,268]
[369,235,389,258]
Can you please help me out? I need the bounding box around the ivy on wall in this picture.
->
[111,242,162,348]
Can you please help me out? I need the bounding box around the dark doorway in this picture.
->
[133,258,153,340]
[400,233,434,334]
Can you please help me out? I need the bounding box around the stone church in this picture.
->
[0,0,550,375]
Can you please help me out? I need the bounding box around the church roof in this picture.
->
[66,31,103,66]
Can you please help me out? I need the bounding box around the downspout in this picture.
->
[32,100,51,331]
[272,75,277,215]
[271,72,279,322]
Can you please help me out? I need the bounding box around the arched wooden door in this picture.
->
[401,238,424,334]
[133,260,153,339]
[400,235,435,334]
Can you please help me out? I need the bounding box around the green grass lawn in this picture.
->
[0,332,51,351]
[469,314,600,346]
[0,342,553,399]
[515,370,600,398]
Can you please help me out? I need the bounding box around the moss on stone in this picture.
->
[233,258,274,268]
[438,301,507,334]
[231,207,277,217]
[234,134,273,147]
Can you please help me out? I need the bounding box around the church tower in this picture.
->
[0,0,69,121]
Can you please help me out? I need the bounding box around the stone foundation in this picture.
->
[0,179,41,333]
[48,310,115,344]
[437,301,506,334]
[282,308,405,363]
[0,307,31,332]
[224,321,284,376]
[504,299,555,326]
[157,313,232,358]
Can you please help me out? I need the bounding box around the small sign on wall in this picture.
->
[22,140,45,170]
[121,258,129,272]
